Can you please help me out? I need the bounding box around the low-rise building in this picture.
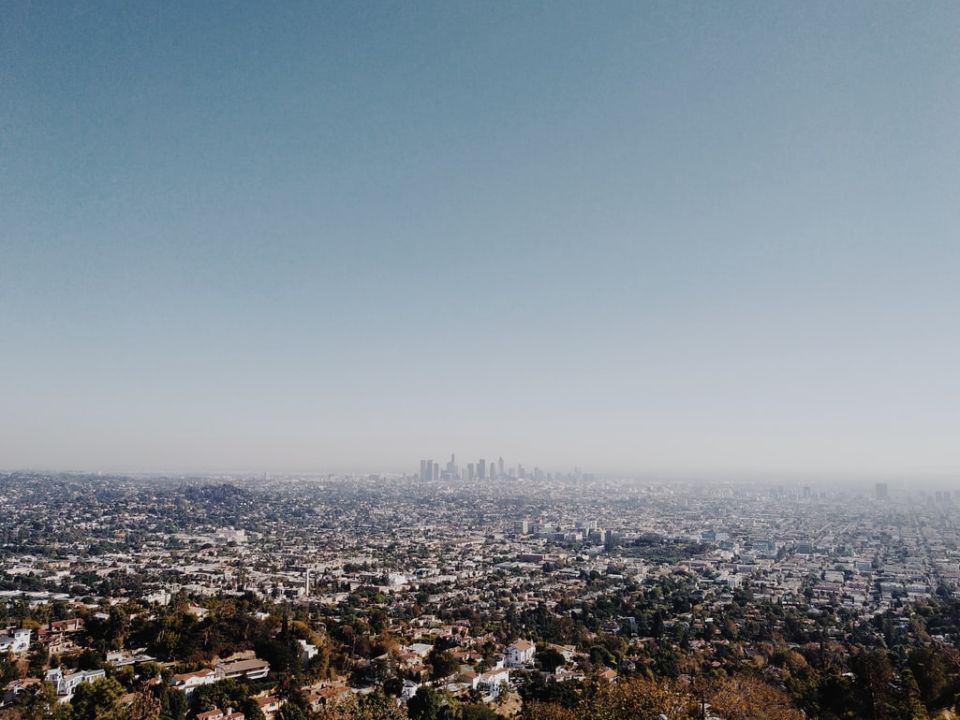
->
[505,639,535,667]
[0,629,31,654]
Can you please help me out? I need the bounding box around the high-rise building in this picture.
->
[467,463,475,481]
[419,459,436,482]
[478,459,486,480]
[498,457,504,478]
[875,482,888,500]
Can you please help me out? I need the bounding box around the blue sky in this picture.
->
[2,1,959,476]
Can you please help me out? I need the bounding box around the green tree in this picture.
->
[850,649,896,720]
[536,648,565,673]
[428,646,458,680]
[76,648,105,671]
[28,646,49,677]
[908,647,946,709]
[70,677,126,720]
[897,670,929,720]
[409,686,451,720]
[16,682,70,720]
[276,704,310,720]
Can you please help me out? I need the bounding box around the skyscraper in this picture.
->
[478,459,486,481]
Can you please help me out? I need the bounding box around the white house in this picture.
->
[197,707,246,720]
[171,657,271,694]
[106,649,156,667]
[407,643,433,658]
[505,639,535,667]
[299,639,319,665]
[401,680,420,701]
[45,668,106,701]
[217,658,270,681]
[171,668,220,695]
[477,668,511,698]
[0,629,31,654]
[143,590,171,606]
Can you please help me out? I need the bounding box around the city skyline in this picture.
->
[4,4,960,717]
[4,468,958,719]
[3,2,960,476]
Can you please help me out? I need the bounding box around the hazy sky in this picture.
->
[2,1,959,476]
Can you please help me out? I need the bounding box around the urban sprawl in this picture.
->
[1,466,959,720]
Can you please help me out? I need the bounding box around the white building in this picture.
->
[171,668,220,694]
[143,589,172,606]
[106,649,156,667]
[298,639,319,665]
[216,528,247,544]
[477,668,511,698]
[0,629,31,654]
[216,658,270,681]
[45,668,106,701]
[170,655,273,697]
[386,573,408,587]
[505,639,535,667]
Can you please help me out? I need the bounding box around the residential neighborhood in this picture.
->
[1,471,960,718]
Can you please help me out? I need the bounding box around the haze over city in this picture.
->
[6,4,960,720]
[3,2,959,477]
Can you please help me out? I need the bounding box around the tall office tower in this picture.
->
[447,453,456,476]
[478,459,486,480]
[498,456,504,477]
[467,463,475,481]
[419,460,428,482]
[517,463,525,479]
[875,482,888,500]
[433,462,440,482]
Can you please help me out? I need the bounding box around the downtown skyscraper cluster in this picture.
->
[418,454,559,483]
